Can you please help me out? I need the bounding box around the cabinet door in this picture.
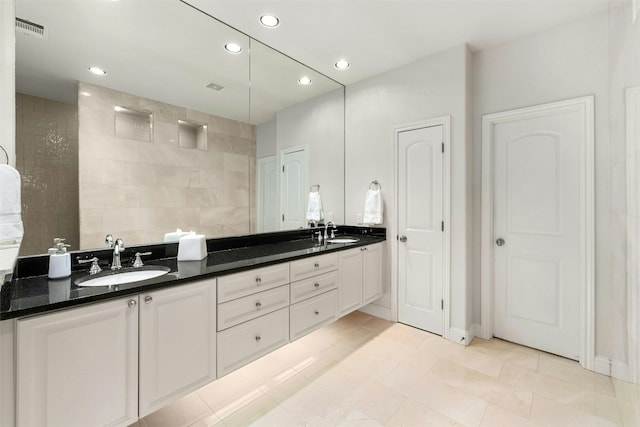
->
[362,243,383,304]
[338,247,363,316]
[139,279,217,417]
[17,297,139,427]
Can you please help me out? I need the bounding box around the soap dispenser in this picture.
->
[48,238,71,279]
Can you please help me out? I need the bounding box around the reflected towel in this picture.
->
[0,165,23,243]
[363,188,383,224]
[306,191,324,222]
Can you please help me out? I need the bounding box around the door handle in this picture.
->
[496,238,505,246]
[399,235,407,242]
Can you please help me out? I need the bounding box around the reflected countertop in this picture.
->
[1,227,385,320]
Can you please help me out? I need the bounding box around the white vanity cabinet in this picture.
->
[289,254,339,341]
[216,264,291,377]
[16,296,139,427]
[338,243,383,316]
[138,278,217,417]
[16,278,217,426]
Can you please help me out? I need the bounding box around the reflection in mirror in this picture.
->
[14,0,344,256]
[251,39,345,232]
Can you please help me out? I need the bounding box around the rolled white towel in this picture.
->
[363,188,383,225]
[306,191,324,222]
[0,165,24,244]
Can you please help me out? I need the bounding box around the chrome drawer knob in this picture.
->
[314,263,320,268]
[255,335,261,342]
[255,277,262,284]
[314,283,320,288]
[144,296,153,304]
[255,301,262,308]
[314,310,320,315]
[128,300,137,308]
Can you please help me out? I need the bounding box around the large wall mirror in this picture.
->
[14,0,344,256]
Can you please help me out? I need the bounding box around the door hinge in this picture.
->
[441,142,444,153]
[441,221,444,232]
[441,299,444,310]
[282,165,285,172]
[282,214,285,221]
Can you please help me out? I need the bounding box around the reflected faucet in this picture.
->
[111,238,125,270]
[324,221,337,241]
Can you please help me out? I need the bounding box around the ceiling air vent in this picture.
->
[15,17,47,39]
[206,82,224,92]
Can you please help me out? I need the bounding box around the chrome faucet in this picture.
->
[111,238,125,270]
[324,221,337,241]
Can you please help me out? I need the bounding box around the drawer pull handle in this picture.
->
[314,310,320,315]
[314,282,320,288]
[255,277,262,284]
[255,301,262,308]
[314,263,320,268]
[255,335,261,342]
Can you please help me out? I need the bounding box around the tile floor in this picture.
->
[132,311,640,427]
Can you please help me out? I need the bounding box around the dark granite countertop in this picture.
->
[0,226,386,320]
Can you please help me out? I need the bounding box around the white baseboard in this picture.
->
[448,327,472,346]
[359,304,392,321]
[594,356,631,381]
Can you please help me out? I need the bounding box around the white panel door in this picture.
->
[398,125,444,334]
[139,279,217,417]
[492,104,586,360]
[280,147,307,230]
[257,156,279,232]
[17,297,139,427]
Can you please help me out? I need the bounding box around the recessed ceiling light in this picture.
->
[298,76,312,86]
[87,66,106,75]
[224,42,242,54]
[334,59,350,70]
[260,14,280,28]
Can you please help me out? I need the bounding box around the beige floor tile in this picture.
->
[376,322,434,348]
[613,378,640,427]
[275,378,351,425]
[428,359,533,417]
[537,354,615,396]
[480,404,542,427]
[197,369,265,415]
[214,392,283,426]
[499,361,586,402]
[382,366,484,421]
[454,347,506,378]
[188,413,224,427]
[340,379,406,424]
[530,395,619,427]
[336,409,385,426]
[385,398,466,427]
[142,392,213,427]
[467,338,540,371]
[360,316,394,334]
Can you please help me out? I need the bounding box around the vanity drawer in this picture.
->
[290,271,338,304]
[217,307,289,377]
[289,253,338,282]
[217,263,289,303]
[217,284,290,331]
[290,289,338,341]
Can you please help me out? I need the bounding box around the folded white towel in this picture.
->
[306,191,324,223]
[363,188,383,224]
[0,165,24,244]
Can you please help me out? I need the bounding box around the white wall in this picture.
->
[472,12,620,362]
[256,120,276,159]
[0,0,15,166]
[609,0,640,381]
[345,44,473,332]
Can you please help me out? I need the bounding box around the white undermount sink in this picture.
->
[327,238,360,244]
[75,266,171,287]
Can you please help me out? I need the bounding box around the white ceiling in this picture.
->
[188,0,614,86]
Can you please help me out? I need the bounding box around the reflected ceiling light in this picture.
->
[224,42,242,54]
[298,76,312,85]
[334,59,350,70]
[87,66,106,75]
[259,14,280,28]
[79,91,92,97]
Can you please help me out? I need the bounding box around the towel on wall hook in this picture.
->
[363,181,383,224]
[306,185,323,223]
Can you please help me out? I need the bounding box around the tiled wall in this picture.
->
[15,93,79,255]
[78,82,256,249]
